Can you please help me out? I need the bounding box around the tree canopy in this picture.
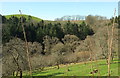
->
[2,15,94,44]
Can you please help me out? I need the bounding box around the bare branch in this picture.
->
[19,10,32,76]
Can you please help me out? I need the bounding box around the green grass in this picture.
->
[5,14,42,22]
[10,59,119,78]
[30,59,119,77]
[4,14,84,25]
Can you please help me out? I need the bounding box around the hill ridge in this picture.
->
[4,14,42,22]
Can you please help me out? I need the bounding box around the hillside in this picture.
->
[5,14,42,22]
[2,14,119,77]
[4,14,84,25]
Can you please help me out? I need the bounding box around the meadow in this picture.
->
[24,59,119,77]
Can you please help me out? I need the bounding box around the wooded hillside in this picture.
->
[1,14,119,77]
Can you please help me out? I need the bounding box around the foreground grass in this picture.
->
[30,59,119,77]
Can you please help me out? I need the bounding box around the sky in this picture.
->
[1,2,118,20]
[0,0,119,2]
[118,1,120,15]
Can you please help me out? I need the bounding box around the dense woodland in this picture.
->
[1,14,119,76]
[2,15,94,44]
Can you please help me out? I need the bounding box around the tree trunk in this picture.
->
[19,10,32,76]
[12,71,15,76]
[106,58,108,64]
[57,64,59,69]
[20,69,22,78]
[107,8,116,76]
[111,54,114,61]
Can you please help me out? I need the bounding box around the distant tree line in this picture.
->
[55,15,86,21]
[55,15,107,22]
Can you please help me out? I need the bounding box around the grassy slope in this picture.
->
[31,59,119,77]
[5,14,42,22]
[4,14,84,25]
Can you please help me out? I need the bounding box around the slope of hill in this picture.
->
[4,14,84,25]
[5,14,42,22]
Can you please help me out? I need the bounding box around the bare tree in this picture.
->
[62,35,80,54]
[19,10,32,76]
[2,38,29,77]
[107,8,116,76]
[43,36,60,55]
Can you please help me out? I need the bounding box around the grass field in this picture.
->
[22,59,119,78]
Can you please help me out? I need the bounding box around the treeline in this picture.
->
[54,15,107,21]
[2,15,94,44]
[55,15,86,21]
[110,15,120,28]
